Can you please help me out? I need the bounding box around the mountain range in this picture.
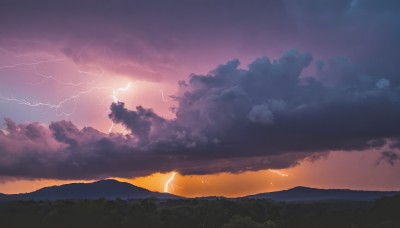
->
[0,180,398,201]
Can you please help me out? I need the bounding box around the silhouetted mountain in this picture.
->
[0,179,180,201]
[2,183,399,202]
[247,186,399,202]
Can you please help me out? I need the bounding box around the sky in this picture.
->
[1,0,400,197]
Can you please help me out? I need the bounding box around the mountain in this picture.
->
[0,179,180,201]
[1,183,398,202]
[247,186,400,202]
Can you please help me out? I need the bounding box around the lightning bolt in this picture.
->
[108,82,132,133]
[0,86,113,117]
[0,48,133,133]
[0,49,109,118]
[164,172,176,193]
[0,81,132,128]
[112,82,132,102]
[31,64,104,87]
[0,53,65,69]
[159,89,171,103]
[269,169,289,177]
[0,58,66,69]
[1,48,104,91]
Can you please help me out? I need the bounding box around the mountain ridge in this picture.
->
[246,186,399,201]
[0,179,180,201]
[1,181,399,202]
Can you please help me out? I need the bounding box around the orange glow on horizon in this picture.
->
[1,150,400,197]
[118,169,296,198]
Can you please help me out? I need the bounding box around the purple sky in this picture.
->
[0,0,400,192]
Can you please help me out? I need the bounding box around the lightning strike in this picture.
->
[159,89,171,103]
[0,48,102,117]
[1,48,102,87]
[112,82,132,102]
[31,64,104,87]
[164,172,176,193]
[0,86,112,117]
[108,82,132,133]
[269,169,289,177]
[108,122,115,134]
[0,57,66,69]
[0,48,132,134]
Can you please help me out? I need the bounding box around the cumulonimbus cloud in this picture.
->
[1,50,400,179]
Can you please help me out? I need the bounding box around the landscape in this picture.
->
[1,0,400,227]
[1,179,400,227]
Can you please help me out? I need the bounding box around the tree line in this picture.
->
[0,194,399,228]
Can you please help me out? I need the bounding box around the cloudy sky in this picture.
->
[1,0,400,197]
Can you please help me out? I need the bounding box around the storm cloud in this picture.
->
[1,50,400,179]
[1,0,400,82]
[1,0,400,180]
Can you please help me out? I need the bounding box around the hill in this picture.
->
[0,179,180,201]
[247,186,399,202]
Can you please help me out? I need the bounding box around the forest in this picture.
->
[0,194,399,228]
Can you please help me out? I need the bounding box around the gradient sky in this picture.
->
[1,0,400,197]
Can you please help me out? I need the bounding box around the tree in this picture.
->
[222,215,274,228]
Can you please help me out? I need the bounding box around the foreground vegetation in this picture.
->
[0,194,399,228]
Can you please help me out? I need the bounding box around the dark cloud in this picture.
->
[109,103,166,144]
[1,50,400,179]
[377,151,400,166]
[1,0,400,82]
